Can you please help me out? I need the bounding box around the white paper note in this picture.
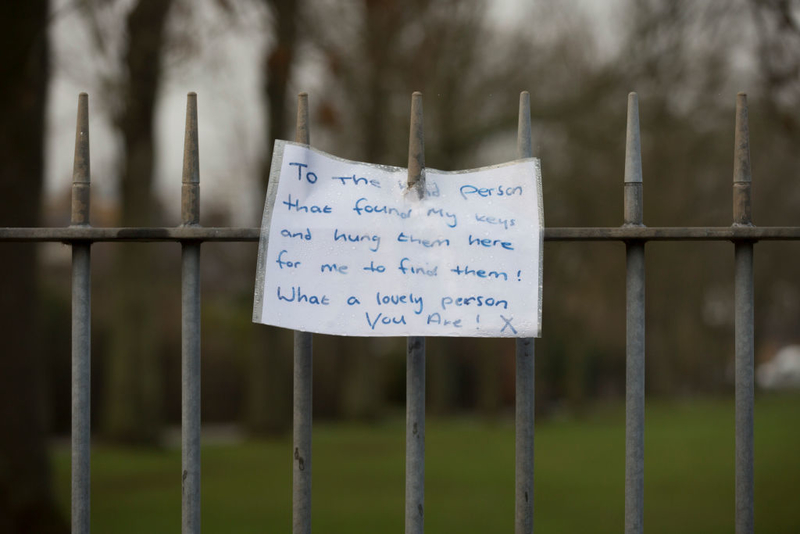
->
[253,141,543,337]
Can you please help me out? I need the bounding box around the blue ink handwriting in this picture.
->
[335,229,380,251]
[353,198,411,219]
[460,184,523,200]
[474,214,515,229]
[276,250,300,269]
[321,263,348,274]
[282,194,332,214]
[468,234,514,250]
[440,295,508,311]
[332,174,381,188]
[426,313,462,328]
[365,312,407,330]
[499,315,517,334]
[375,291,424,315]
[450,264,508,280]
[288,162,317,184]
[277,285,330,305]
[426,207,457,228]
[398,257,438,276]
[281,228,312,240]
[397,232,450,248]
[363,261,386,273]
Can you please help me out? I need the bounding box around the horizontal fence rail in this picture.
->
[3,90,793,534]
[2,226,800,242]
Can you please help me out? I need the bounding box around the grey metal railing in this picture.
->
[181,92,202,534]
[515,91,535,534]
[733,93,755,534]
[0,89,788,534]
[405,92,427,534]
[70,92,91,534]
[292,92,313,534]
[624,92,646,534]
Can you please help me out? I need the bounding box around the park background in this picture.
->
[1,0,800,532]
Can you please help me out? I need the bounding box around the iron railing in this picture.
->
[0,89,791,534]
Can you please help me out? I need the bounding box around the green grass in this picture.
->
[53,395,800,533]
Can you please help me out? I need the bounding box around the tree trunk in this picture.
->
[245,0,299,436]
[0,1,67,532]
[103,0,174,444]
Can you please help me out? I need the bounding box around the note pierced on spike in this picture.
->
[253,141,543,338]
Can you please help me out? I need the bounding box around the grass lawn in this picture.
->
[53,395,800,533]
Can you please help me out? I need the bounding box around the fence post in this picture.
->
[732,92,754,534]
[293,92,313,534]
[71,92,91,534]
[515,91,535,534]
[406,91,426,534]
[623,92,645,534]
[181,92,202,534]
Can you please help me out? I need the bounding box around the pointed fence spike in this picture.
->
[73,93,90,184]
[517,91,532,159]
[624,92,642,184]
[296,92,310,145]
[71,93,90,225]
[407,92,425,199]
[182,92,199,185]
[733,93,751,185]
[733,93,752,226]
[624,92,643,226]
[182,92,200,225]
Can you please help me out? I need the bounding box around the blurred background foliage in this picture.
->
[2,0,800,532]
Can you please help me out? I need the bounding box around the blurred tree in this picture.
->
[244,0,301,436]
[31,0,800,435]
[749,0,800,132]
[102,0,175,444]
[305,0,533,418]
[237,0,800,419]
[0,1,67,531]
[747,0,800,353]
[263,0,298,160]
[302,0,800,414]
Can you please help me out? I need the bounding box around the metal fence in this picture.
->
[1,89,798,534]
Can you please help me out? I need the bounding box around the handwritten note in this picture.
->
[253,141,543,337]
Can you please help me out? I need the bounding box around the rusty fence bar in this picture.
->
[623,92,645,534]
[515,91,535,534]
[405,92,426,534]
[181,93,202,534]
[0,91,789,532]
[733,93,755,534]
[71,92,91,534]
[293,92,313,534]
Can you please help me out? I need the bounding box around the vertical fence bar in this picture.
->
[293,92,313,534]
[515,91,535,534]
[733,92,754,534]
[406,92,426,534]
[623,92,645,534]
[71,92,91,534]
[181,92,201,534]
